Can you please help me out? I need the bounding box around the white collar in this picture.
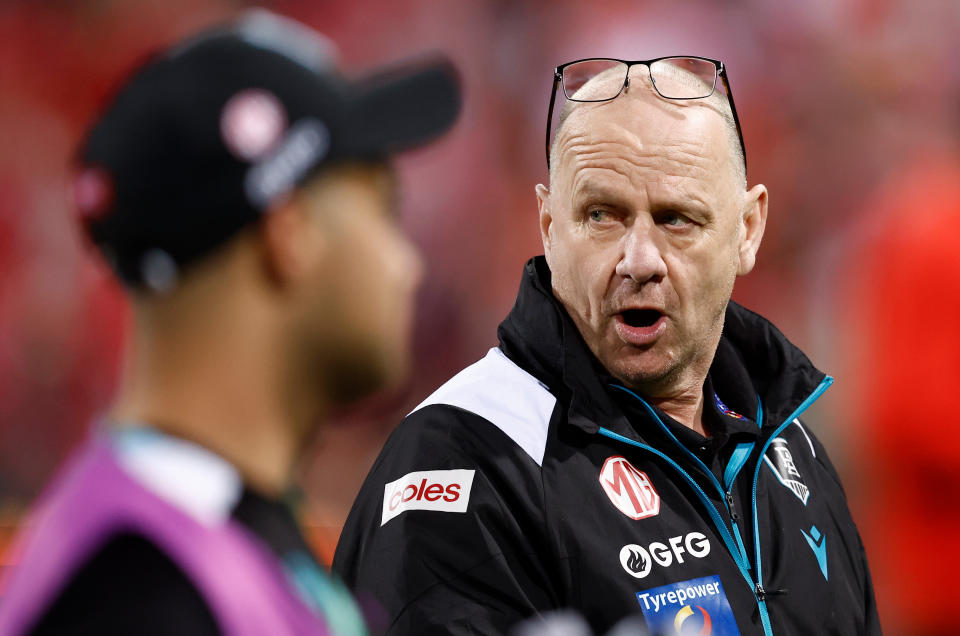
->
[111,426,243,526]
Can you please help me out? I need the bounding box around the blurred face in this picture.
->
[538,74,766,396]
[292,163,424,404]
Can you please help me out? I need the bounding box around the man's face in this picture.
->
[538,76,765,396]
[293,163,423,404]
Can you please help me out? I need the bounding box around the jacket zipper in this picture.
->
[596,428,771,634]
[610,385,736,509]
[610,386,750,563]
[748,375,834,631]
[603,377,833,636]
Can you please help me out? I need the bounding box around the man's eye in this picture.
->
[661,211,691,227]
[589,209,611,222]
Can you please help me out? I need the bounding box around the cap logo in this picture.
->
[244,118,329,209]
[73,167,114,223]
[220,89,288,161]
[140,249,179,294]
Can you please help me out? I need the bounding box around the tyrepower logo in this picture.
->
[599,456,660,520]
[381,469,475,526]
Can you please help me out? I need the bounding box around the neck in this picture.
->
[645,389,708,436]
[630,311,728,437]
[622,344,719,437]
[110,295,324,497]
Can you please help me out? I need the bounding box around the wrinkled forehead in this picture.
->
[553,105,737,210]
[554,66,738,191]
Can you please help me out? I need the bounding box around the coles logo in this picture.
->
[600,456,660,520]
[619,532,712,579]
[381,469,475,526]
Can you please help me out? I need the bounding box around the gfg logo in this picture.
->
[619,532,712,579]
[381,469,475,526]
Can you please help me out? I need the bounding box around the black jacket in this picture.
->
[334,257,880,636]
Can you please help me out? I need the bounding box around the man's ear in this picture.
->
[535,183,553,252]
[260,193,325,287]
[737,184,768,276]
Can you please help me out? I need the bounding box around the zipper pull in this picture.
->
[726,492,738,520]
[756,583,766,602]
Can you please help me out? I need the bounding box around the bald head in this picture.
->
[549,64,745,188]
[534,60,768,407]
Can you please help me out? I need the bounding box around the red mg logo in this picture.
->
[599,456,660,520]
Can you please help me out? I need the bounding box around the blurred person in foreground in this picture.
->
[334,57,880,635]
[0,10,459,636]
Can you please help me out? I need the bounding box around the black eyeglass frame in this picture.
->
[545,56,746,172]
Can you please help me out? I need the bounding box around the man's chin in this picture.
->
[316,336,390,400]
[605,354,679,394]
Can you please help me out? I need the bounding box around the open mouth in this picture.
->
[620,309,663,328]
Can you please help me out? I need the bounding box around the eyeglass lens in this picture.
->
[562,57,718,102]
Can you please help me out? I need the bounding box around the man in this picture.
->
[334,57,880,635]
[0,10,459,636]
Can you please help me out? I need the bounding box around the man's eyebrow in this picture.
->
[571,176,615,194]
[570,176,633,206]
[647,189,715,218]
[567,156,638,197]
[570,172,718,218]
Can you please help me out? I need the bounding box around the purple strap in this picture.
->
[0,437,328,635]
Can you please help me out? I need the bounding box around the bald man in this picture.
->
[334,57,880,636]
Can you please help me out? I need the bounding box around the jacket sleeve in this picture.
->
[333,405,559,636]
[856,531,883,635]
[797,419,883,636]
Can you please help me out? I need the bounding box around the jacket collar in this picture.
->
[496,257,827,438]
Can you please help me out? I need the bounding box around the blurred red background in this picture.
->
[1,1,958,633]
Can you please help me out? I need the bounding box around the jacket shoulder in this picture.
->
[406,347,557,466]
[775,417,848,495]
[333,350,562,629]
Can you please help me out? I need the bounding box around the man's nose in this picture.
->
[615,223,667,285]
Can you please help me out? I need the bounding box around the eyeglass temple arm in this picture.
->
[719,67,747,172]
[545,72,560,169]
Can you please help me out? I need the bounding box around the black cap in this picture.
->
[73,10,461,290]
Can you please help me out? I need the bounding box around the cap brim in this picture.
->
[341,58,461,159]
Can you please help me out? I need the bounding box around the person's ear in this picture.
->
[737,184,768,276]
[536,183,553,252]
[260,192,326,287]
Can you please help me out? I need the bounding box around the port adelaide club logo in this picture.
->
[599,456,660,520]
[764,437,810,505]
